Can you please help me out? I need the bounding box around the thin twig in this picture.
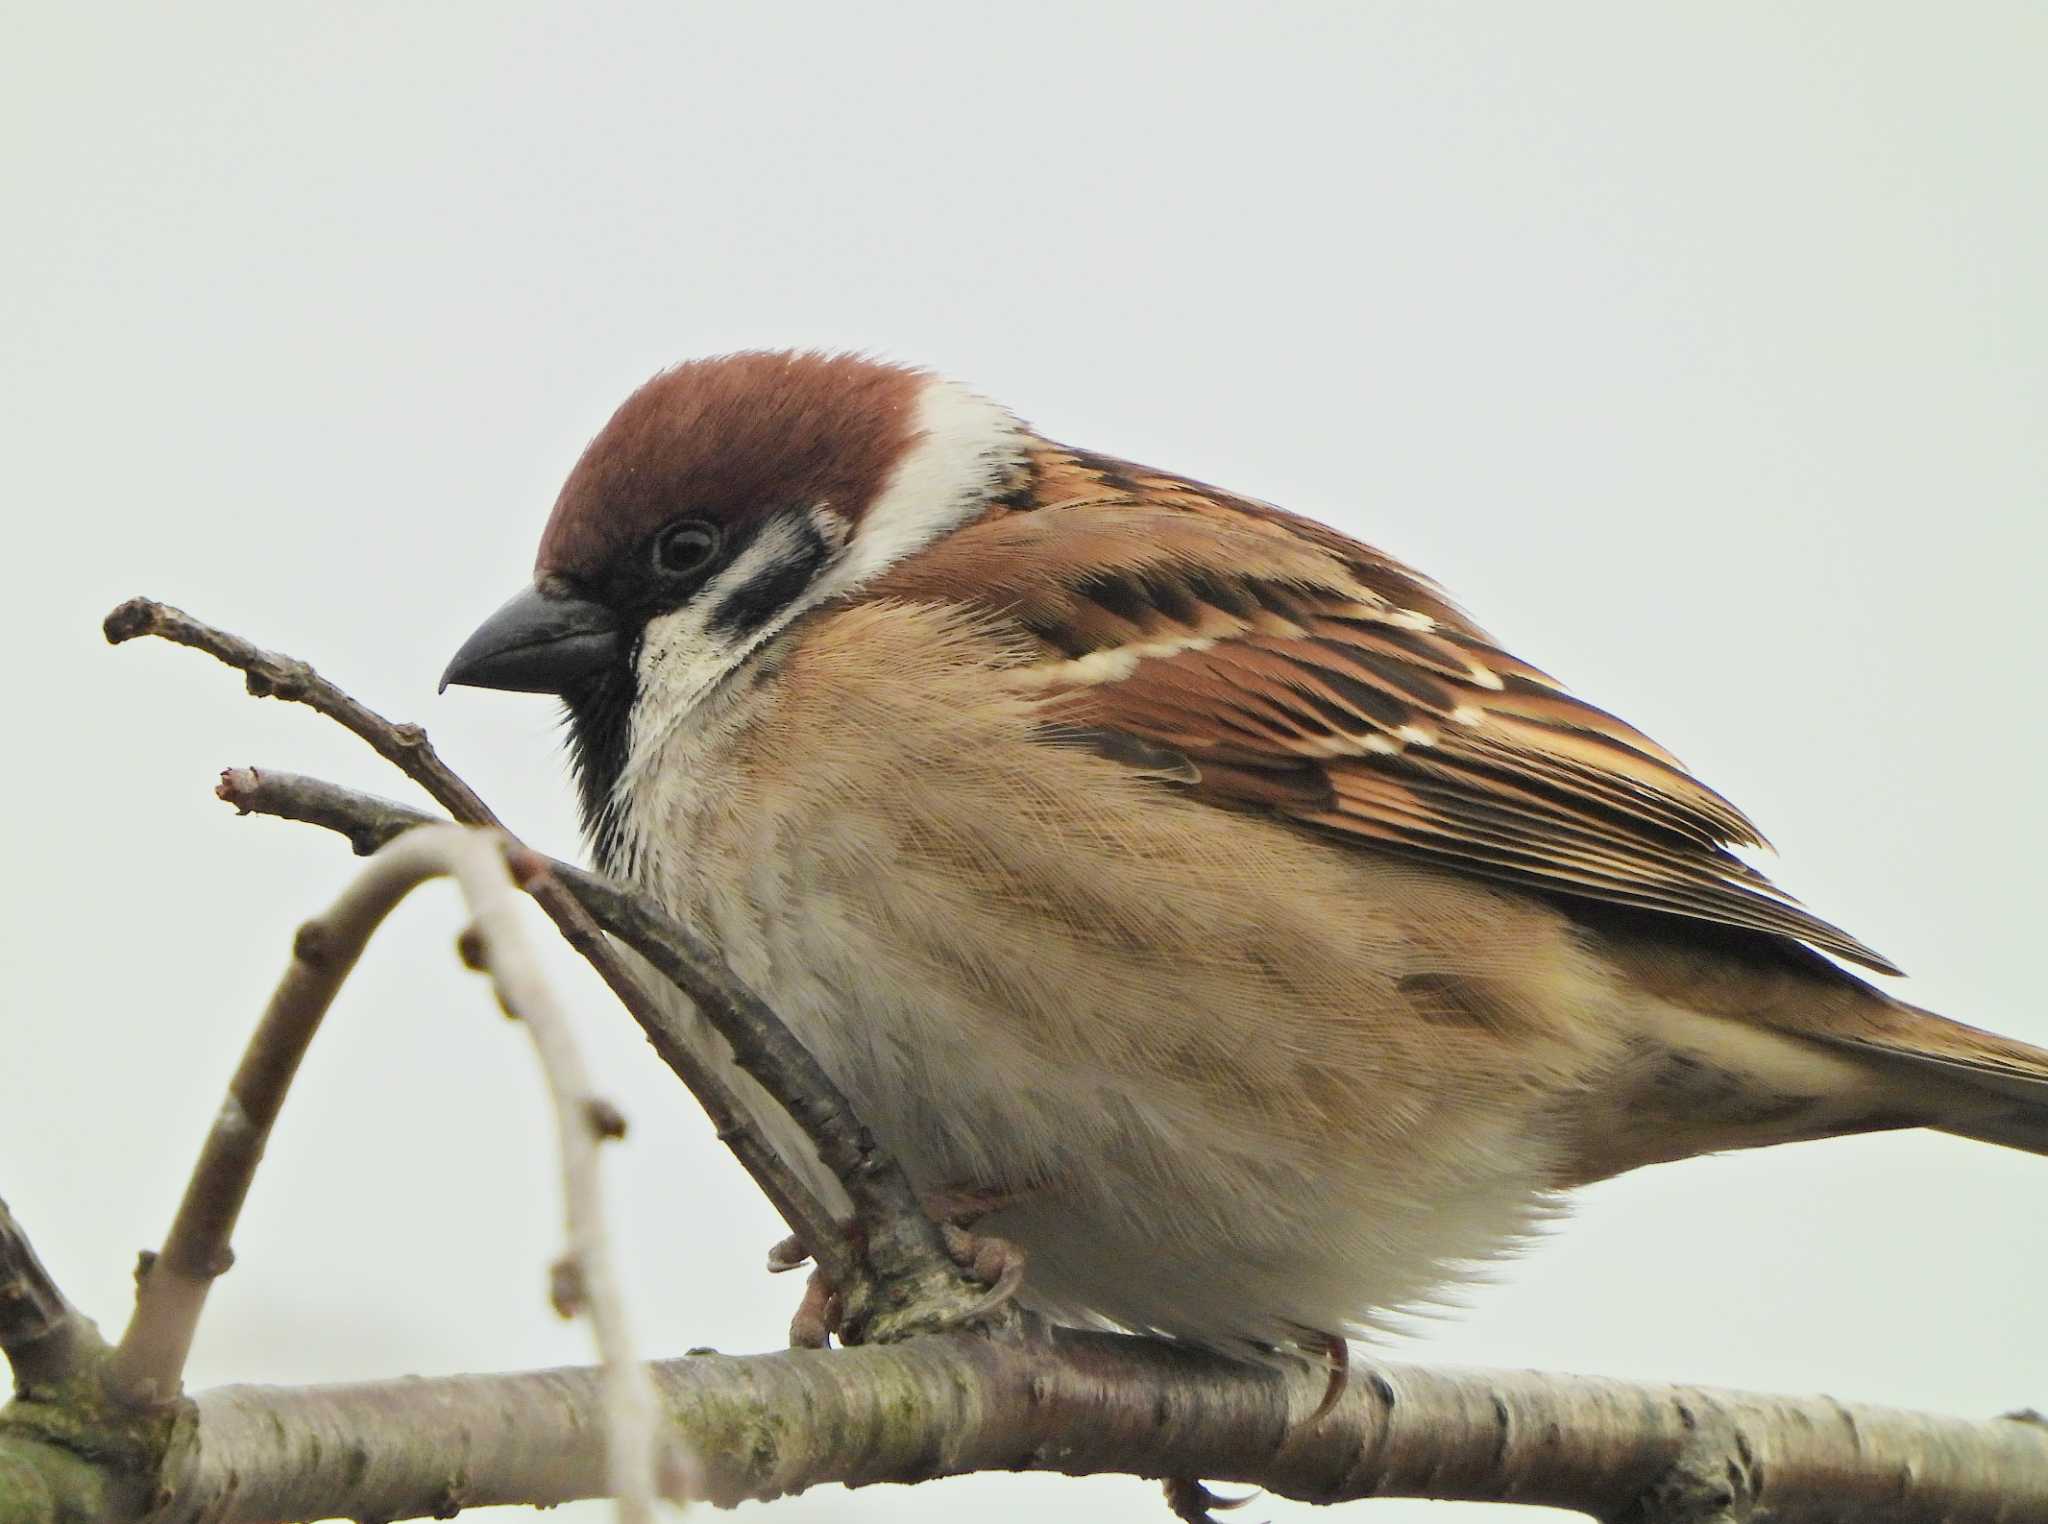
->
[106,599,925,1309]
[101,600,498,824]
[215,767,995,1335]
[439,828,678,1521]
[106,825,672,1518]
[110,830,462,1406]
[0,1197,100,1395]
[107,603,856,1295]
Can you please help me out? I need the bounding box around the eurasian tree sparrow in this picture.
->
[444,350,2048,1360]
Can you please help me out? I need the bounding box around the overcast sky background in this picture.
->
[5,6,2044,1521]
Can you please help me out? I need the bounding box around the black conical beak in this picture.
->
[440,584,622,694]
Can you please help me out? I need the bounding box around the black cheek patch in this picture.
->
[707,518,829,640]
[560,663,636,872]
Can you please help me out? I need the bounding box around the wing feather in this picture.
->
[867,444,1900,973]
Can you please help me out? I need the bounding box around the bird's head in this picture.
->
[442,350,1028,837]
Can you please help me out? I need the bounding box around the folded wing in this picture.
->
[878,444,1900,974]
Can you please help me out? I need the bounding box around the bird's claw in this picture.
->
[1162,1477,1259,1523]
[1306,1329,1348,1424]
[764,1231,811,1274]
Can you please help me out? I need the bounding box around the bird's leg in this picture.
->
[762,1179,1021,1275]
[921,1180,1023,1227]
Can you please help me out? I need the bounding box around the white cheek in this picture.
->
[635,605,727,701]
[619,606,728,788]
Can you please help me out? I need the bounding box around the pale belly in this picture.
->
[613,773,1602,1354]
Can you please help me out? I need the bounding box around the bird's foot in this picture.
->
[766,1229,844,1346]
[926,1219,1027,1329]
[902,1179,1031,1329]
[766,1231,847,1347]
[1157,1333,1339,1517]
[786,1264,844,1349]
[1161,1477,1258,1523]
[768,1180,1030,1346]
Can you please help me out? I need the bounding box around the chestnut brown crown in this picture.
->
[536,350,928,585]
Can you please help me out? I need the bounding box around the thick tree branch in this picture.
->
[136,1331,2048,1522]
[108,598,972,1334]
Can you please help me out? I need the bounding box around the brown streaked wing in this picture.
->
[868,444,1901,975]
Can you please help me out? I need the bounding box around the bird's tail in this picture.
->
[1803,995,2048,1158]
[1943,1108,2048,1156]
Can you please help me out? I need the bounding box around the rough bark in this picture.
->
[141,1332,2048,1522]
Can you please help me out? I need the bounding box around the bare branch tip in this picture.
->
[102,596,163,644]
[216,766,260,813]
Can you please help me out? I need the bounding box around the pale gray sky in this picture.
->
[4,5,2043,1521]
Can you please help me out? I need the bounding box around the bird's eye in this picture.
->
[652,519,720,580]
